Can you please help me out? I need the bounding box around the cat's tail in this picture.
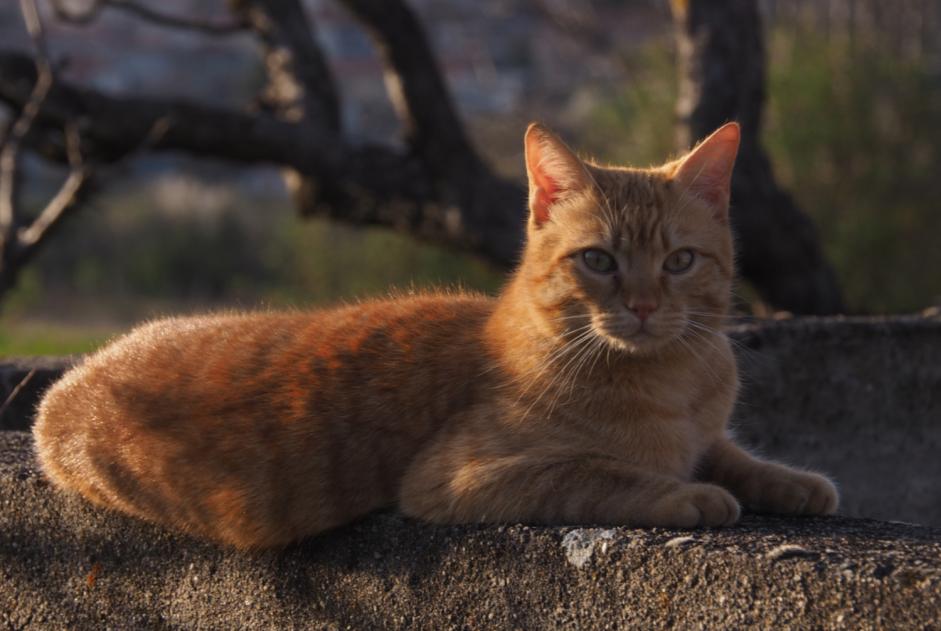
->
[32,364,115,509]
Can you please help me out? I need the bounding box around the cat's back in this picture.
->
[38,291,496,432]
[32,292,496,546]
[47,290,490,393]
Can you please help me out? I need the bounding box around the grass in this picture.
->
[0,319,114,357]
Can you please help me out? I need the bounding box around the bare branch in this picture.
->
[16,124,89,250]
[333,0,528,261]
[51,0,247,35]
[228,0,347,219]
[0,51,525,268]
[19,0,52,73]
[0,0,55,249]
[337,0,482,175]
[0,51,337,170]
[0,368,36,421]
[229,0,340,129]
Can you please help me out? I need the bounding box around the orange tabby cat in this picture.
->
[33,122,838,549]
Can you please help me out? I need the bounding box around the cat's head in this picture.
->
[518,122,740,355]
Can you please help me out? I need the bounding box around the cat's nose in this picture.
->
[628,300,658,322]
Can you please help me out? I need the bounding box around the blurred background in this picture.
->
[1,0,940,356]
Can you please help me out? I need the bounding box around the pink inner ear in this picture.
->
[693,175,728,206]
[674,123,740,216]
[532,167,559,225]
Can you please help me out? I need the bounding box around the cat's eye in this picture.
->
[582,249,617,273]
[664,249,695,274]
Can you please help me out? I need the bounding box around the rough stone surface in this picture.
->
[727,315,941,526]
[2,315,939,524]
[1,432,940,630]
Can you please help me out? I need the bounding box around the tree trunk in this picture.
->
[673,0,846,315]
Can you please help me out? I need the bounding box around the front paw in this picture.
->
[747,467,839,516]
[648,483,741,528]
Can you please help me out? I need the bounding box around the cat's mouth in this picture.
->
[592,315,675,354]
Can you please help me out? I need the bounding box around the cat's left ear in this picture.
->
[672,122,740,221]
[524,123,591,227]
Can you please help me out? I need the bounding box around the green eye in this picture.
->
[664,248,695,274]
[582,249,617,273]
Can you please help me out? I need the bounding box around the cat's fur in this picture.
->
[33,123,838,548]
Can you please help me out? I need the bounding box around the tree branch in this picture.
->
[0,50,525,268]
[0,0,95,301]
[226,0,351,220]
[228,0,340,129]
[0,71,51,250]
[335,0,525,263]
[0,51,334,170]
[0,0,55,251]
[337,0,483,175]
[15,123,88,250]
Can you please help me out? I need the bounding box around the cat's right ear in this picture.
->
[671,122,740,221]
[524,123,590,227]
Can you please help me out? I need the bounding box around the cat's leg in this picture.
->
[699,438,838,515]
[399,442,740,528]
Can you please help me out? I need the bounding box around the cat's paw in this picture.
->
[649,482,741,528]
[747,468,839,516]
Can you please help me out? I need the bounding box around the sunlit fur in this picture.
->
[33,123,839,549]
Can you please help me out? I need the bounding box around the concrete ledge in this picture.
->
[1,432,940,629]
[727,315,941,525]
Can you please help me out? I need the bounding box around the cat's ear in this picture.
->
[672,122,740,220]
[524,123,591,226]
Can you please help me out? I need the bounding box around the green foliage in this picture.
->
[262,216,502,307]
[763,31,941,313]
[0,319,110,356]
[575,43,678,167]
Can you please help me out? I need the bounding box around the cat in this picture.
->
[32,122,838,549]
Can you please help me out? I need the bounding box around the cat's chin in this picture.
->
[600,330,674,356]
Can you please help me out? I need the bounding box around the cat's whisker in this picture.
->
[544,334,604,418]
[584,336,609,382]
[677,326,736,383]
[556,322,597,337]
[512,326,599,406]
[682,319,750,353]
[682,309,739,319]
[682,320,719,335]
[519,329,600,422]
[551,314,594,322]
[673,333,724,386]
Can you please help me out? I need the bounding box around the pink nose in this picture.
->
[629,301,658,322]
